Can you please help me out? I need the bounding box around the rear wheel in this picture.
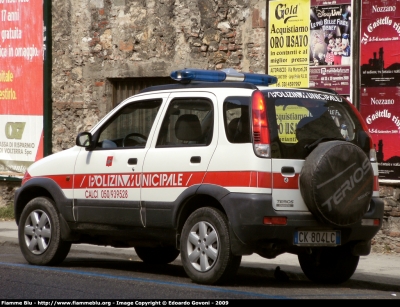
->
[18,197,71,265]
[180,207,241,285]
[298,246,359,284]
[135,246,180,264]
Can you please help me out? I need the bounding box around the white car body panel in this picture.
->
[271,159,307,211]
[142,91,218,202]
[26,146,82,199]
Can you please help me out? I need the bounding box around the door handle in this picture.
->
[190,156,201,163]
[128,158,138,165]
[281,166,295,176]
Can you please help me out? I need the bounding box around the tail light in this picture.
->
[344,99,376,161]
[373,175,379,193]
[252,90,270,158]
[361,219,380,226]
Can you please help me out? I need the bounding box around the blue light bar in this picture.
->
[243,73,278,86]
[170,68,278,86]
[170,69,226,83]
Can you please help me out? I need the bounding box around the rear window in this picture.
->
[263,89,360,159]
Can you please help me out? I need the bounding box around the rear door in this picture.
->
[265,89,356,211]
[270,101,309,211]
[141,92,218,227]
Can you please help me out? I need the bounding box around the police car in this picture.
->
[14,68,383,285]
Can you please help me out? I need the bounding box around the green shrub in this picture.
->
[0,203,14,220]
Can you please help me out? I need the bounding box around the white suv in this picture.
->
[14,68,383,285]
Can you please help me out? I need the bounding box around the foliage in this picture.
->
[0,203,14,220]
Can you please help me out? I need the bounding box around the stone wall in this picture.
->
[0,181,20,208]
[51,0,266,152]
[372,185,400,254]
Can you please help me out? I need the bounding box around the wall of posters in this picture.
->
[268,0,310,88]
[267,0,352,96]
[0,1,43,177]
[359,0,400,182]
[309,0,352,95]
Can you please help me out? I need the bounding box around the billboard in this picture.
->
[359,0,400,182]
[268,0,310,88]
[0,0,43,177]
[308,0,352,96]
[268,0,352,97]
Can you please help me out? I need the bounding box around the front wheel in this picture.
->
[18,197,71,265]
[180,207,241,285]
[298,246,359,284]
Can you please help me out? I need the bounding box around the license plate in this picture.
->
[294,230,340,246]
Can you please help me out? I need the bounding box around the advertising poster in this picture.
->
[275,105,310,143]
[359,0,400,181]
[308,0,352,95]
[268,0,310,88]
[0,1,43,177]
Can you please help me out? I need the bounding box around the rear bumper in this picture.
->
[221,193,384,255]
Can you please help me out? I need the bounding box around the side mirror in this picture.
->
[76,132,94,150]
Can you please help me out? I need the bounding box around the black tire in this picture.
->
[135,246,180,264]
[298,246,359,284]
[18,197,71,266]
[300,141,373,226]
[180,207,242,285]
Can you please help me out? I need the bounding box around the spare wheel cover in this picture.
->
[300,141,373,226]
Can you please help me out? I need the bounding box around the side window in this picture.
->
[223,97,251,143]
[156,98,213,147]
[96,99,162,149]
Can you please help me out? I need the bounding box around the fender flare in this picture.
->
[14,177,73,224]
[172,184,230,229]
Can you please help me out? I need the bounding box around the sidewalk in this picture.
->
[1,220,400,289]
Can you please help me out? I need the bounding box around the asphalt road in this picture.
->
[0,242,399,300]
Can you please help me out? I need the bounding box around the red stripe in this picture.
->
[258,171,272,188]
[41,174,73,189]
[34,171,275,189]
[203,171,272,188]
[203,171,253,187]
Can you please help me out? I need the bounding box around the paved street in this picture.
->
[1,220,400,291]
